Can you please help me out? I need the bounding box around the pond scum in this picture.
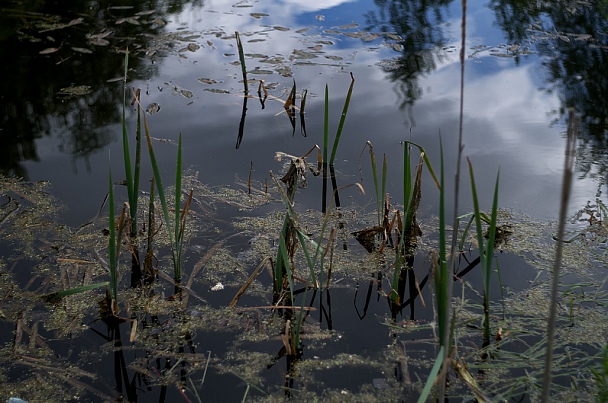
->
[2,28,608,403]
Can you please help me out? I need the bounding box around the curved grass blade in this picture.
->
[42,282,110,303]
[417,346,445,403]
[329,72,355,165]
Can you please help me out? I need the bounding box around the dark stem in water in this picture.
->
[541,109,578,401]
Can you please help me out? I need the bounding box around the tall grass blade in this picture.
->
[329,72,355,165]
[438,0,467,396]
[436,138,449,348]
[468,158,500,346]
[417,346,445,403]
[137,98,185,281]
[541,110,578,401]
[42,282,110,303]
[403,140,440,190]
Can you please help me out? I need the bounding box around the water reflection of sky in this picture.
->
[17,0,599,227]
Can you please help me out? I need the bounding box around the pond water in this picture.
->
[2,0,608,401]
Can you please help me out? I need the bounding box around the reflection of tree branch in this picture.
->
[490,1,608,185]
[365,0,451,124]
[0,0,181,176]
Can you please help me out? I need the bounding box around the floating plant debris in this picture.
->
[57,85,92,97]
[145,102,161,114]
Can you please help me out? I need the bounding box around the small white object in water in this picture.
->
[211,282,224,291]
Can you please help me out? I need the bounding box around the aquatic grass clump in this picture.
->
[322,73,355,212]
[468,158,500,348]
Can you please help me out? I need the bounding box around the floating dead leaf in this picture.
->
[198,78,217,84]
[352,226,385,253]
[187,43,200,52]
[72,47,93,54]
[39,47,60,55]
[296,28,309,34]
[338,23,359,29]
[273,26,290,31]
[90,38,110,46]
[135,10,156,16]
[362,33,379,42]
[116,17,140,25]
[293,49,317,59]
[275,65,292,77]
[204,88,230,94]
[324,29,342,35]
[250,13,269,19]
[39,17,84,33]
[248,68,273,75]
[146,103,161,114]
[316,15,325,21]
[387,33,403,41]
[58,85,92,97]
[392,43,404,52]
[260,56,284,64]
[325,55,343,60]
[317,40,333,45]
[247,39,266,43]
[180,89,194,98]
[343,32,365,38]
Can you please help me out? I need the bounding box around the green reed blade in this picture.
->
[437,137,449,347]
[418,346,445,403]
[295,229,318,288]
[404,154,423,233]
[458,214,474,251]
[278,234,295,305]
[43,282,111,303]
[468,158,500,345]
[142,111,177,277]
[329,72,355,165]
[404,140,441,190]
[468,159,486,275]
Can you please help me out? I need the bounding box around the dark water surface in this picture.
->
[1,0,608,401]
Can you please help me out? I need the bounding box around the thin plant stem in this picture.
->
[440,0,467,397]
[541,110,578,401]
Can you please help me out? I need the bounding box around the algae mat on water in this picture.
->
[0,175,608,401]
